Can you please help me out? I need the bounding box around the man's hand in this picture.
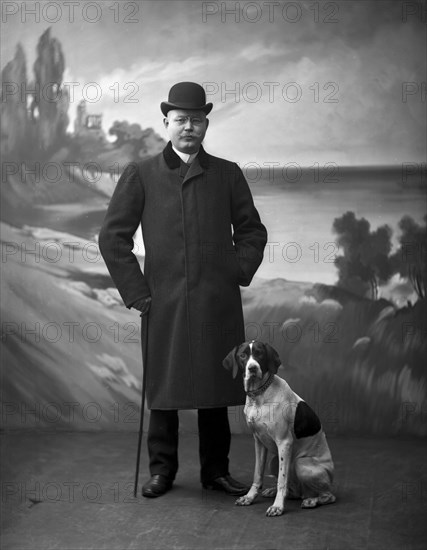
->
[132,297,152,316]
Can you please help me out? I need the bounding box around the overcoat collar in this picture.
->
[163,141,209,170]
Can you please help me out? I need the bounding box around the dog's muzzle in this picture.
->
[245,359,262,380]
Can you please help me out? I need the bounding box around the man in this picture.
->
[99,82,267,498]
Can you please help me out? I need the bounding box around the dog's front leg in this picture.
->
[265,437,292,517]
[236,435,267,506]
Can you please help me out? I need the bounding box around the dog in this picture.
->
[223,340,336,517]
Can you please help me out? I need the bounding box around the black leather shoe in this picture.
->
[225,475,248,490]
[202,475,249,496]
[141,475,173,498]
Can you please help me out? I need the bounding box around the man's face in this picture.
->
[163,109,209,154]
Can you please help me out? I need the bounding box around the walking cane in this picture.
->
[134,311,149,497]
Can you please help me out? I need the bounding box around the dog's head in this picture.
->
[223,340,282,381]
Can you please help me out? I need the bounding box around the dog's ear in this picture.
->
[222,346,239,379]
[263,343,282,374]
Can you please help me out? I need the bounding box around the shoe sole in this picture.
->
[141,484,172,498]
[202,484,248,496]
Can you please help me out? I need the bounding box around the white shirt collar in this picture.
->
[172,145,199,165]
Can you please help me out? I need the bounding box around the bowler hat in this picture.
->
[161,82,213,116]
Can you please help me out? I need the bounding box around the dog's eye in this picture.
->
[239,353,246,360]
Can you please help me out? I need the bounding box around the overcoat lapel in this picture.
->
[183,156,204,184]
[163,140,209,181]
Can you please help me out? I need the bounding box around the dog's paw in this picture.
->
[265,505,284,516]
[301,497,318,508]
[261,487,277,498]
[318,492,336,505]
[235,495,254,506]
[301,493,336,508]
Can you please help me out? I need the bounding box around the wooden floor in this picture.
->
[1,432,426,550]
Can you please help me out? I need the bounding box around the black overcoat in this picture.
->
[99,142,267,409]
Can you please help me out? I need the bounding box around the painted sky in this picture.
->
[2,0,426,165]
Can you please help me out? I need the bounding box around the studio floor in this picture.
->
[1,432,426,550]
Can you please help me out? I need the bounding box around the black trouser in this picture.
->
[147,407,231,484]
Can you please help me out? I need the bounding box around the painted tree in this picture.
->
[108,121,165,161]
[109,120,145,147]
[390,215,427,300]
[332,211,394,300]
[1,28,69,159]
[31,28,69,152]
[0,44,28,157]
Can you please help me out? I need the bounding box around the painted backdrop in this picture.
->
[1,0,426,436]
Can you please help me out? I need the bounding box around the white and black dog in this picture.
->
[223,340,336,517]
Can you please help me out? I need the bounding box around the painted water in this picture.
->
[247,166,426,284]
